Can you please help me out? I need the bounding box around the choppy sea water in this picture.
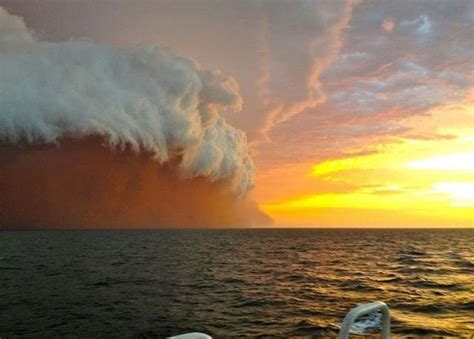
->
[1,229,473,338]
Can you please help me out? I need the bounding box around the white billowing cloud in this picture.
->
[0,7,253,194]
[0,6,32,44]
[0,0,355,141]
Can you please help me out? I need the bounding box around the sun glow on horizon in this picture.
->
[259,109,474,227]
[433,182,474,207]
[407,151,474,172]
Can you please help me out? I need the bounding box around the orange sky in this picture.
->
[255,102,474,227]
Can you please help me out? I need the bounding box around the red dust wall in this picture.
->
[0,138,271,229]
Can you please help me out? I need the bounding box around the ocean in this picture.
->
[1,229,473,337]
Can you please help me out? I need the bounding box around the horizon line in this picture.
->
[1,226,472,231]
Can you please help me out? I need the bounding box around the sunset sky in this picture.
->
[1,0,473,227]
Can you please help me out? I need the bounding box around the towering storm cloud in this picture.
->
[0,7,271,228]
[0,0,355,141]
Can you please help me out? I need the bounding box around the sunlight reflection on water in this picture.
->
[1,228,473,337]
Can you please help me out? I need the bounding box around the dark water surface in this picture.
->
[1,229,473,338]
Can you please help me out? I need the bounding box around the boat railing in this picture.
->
[170,301,391,339]
[338,301,390,339]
